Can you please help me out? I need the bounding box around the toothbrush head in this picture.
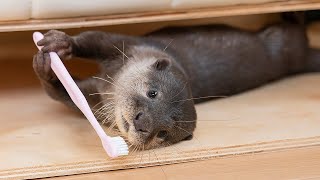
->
[102,136,129,158]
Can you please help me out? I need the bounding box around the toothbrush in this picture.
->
[33,32,129,158]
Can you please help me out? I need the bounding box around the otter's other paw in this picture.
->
[33,51,57,82]
[37,30,73,60]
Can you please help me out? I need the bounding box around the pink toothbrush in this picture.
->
[33,32,129,158]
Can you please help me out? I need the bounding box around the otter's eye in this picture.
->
[147,90,158,99]
[157,130,168,140]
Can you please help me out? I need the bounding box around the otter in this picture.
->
[33,23,320,149]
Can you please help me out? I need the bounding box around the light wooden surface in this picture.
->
[0,0,319,32]
[2,52,320,179]
[1,12,320,180]
[50,145,320,180]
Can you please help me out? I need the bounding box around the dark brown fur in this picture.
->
[33,23,320,149]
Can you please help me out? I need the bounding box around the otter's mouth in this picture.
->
[121,114,130,132]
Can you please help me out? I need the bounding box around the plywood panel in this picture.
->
[1,70,320,179]
[52,146,320,180]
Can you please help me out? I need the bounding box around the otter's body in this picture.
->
[33,24,320,149]
[147,24,314,102]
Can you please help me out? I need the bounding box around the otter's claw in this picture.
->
[37,30,73,60]
[33,51,57,81]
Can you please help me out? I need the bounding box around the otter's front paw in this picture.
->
[33,51,57,82]
[37,30,73,60]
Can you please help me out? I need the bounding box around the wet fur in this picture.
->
[33,23,320,149]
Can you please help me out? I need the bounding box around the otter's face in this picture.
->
[113,49,196,149]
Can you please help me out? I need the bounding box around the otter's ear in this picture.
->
[153,58,171,71]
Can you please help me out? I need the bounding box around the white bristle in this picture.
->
[104,136,129,157]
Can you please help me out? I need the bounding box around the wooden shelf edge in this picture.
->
[0,0,320,32]
[2,136,320,179]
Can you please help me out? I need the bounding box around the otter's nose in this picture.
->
[133,112,150,133]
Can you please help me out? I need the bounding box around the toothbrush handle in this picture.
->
[33,32,108,140]
[49,53,107,139]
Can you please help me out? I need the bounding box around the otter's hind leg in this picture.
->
[33,51,101,111]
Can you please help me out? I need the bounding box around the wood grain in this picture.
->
[1,61,320,179]
[0,0,319,32]
[50,145,320,180]
[1,8,320,179]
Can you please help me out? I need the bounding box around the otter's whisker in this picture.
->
[103,37,148,89]
[148,149,151,162]
[135,145,141,153]
[105,73,116,83]
[137,145,142,152]
[164,142,210,171]
[103,112,115,119]
[162,143,173,160]
[99,100,114,107]
[91,101,114,111]
[169,82,188,102]
[110,129,122,135]
[102,101,115,109]
[174,125,200,144]
[93,107,112,117]
[97,113,106,120]
[174,125,211,161]
[92,98,112,109]
[99,108,114,116]
[128,144,134,149]
[93,100,113,109]
[175,119,237,123]
[171,95,228,103]
[100,104,115,114]
[106,120,117,130]
[132,145,139,155]
[94,101,114,112]
[132,145,137,156]
[89,92,115,96]
[138,145,145,167]
[135,144,143,163]
[102,115,114,124]
[163,38,174,51]
[130,145,136,154]
[175,121,196,123]
[115,43,148,90]
[98,108,112,118]
[168,142,182,154]
[151,149,168,179]
[92,76,123,90]
[93,76,133,95]
[113,44,129,59]
[102,116,112,124]
[122,41,125,65]
[94,102,114,115]
[165,142,184,160]
[103,105,115,112]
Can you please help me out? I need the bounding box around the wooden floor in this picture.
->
[3,14,320,180]
[48,145,320,180]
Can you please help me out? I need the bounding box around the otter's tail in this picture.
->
[282,11,320,25]
[282,11,320,73]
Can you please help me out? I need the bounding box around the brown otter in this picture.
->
[33,23,320,149]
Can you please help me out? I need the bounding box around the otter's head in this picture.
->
[112,46,196,149]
